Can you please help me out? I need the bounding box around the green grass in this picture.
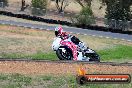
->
[1,52,58,60]
[0,73,32,88]
[98,45,132,61]
[1,45,132,62]
[41,75,52,81]
[0,74,131,88]
[1,83,22,88]
[28,52,57,60]
[0,74,8,81]
[9,74,32,85]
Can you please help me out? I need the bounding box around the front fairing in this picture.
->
[52,37,62,51]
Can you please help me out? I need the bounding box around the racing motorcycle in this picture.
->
[52,34,100,62]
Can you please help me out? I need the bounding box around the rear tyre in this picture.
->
[56,46,73,60]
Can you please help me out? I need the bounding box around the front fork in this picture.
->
[77,52,90,61]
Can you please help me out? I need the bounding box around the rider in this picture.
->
[54,25,87,51]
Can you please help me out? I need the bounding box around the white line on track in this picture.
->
[106,37,110,39]
[114,38,118,40]
[31,27,35,29]
[24,26,28,28]
[121,39,125,41]
[1,23,5,25]
[10,24,13,26]
[92,35,96,36]
[46,29,50,30]
[99,36,103,38]
[39,28,44,30]
[127,40,131,42]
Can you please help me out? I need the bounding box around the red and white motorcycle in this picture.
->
[52,35,100,62]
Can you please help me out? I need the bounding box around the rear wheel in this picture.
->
[56,46,73,60]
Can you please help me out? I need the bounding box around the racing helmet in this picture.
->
[55,25,63,36]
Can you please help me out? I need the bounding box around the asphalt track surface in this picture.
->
[0,20,132,42]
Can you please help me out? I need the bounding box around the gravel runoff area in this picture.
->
[0,61,131,75]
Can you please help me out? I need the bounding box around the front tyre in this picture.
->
[89,53,100,62]
[56,47,73,60]
[85,49,100,62]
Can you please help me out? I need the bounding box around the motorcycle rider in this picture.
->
[54,25,87,51]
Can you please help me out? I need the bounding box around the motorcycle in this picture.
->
[52,35,100,62]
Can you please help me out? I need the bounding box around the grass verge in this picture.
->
[1,52,57,60]
[1,45,131,62]
[98,45,132,62]
[0,25,132,62]
[0,73,32,88]
[0,73,131,88]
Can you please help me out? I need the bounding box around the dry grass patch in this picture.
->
[77,34,132,50]
[0,25,54,55]
[0,25,111,54]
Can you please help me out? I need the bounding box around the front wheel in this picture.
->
[89,53,100,62]
[85,49,100,62]
[56,47,73,60]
